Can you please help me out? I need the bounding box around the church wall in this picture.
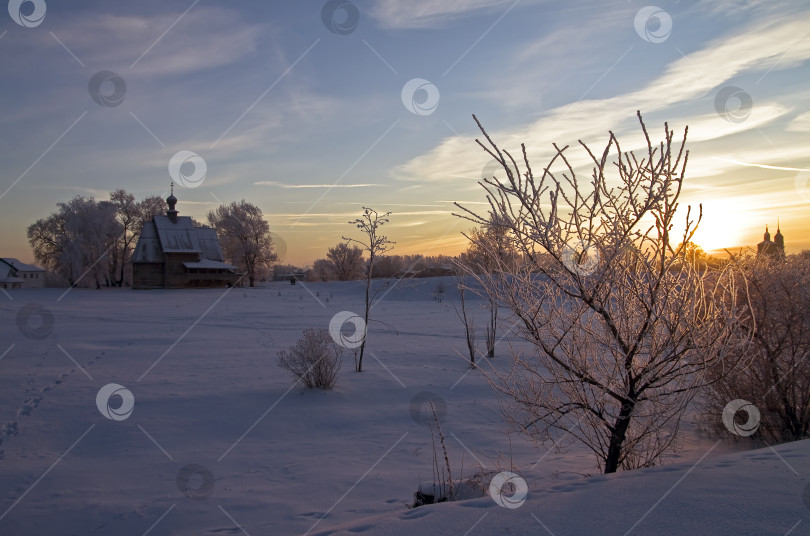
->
[164,253,200,289]
[132,263,165,289]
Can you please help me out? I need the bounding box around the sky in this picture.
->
[0,0,808,267]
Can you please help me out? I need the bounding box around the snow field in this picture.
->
[0,278,807,535]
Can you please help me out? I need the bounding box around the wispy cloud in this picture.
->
[689,144,810,179]
[711,158,810,172]
[696,0,807,19]
[393,13,810,184]
[368,0,538,29]
[255,181,382,189]
[787,111,810,132]
[46,8,263,76]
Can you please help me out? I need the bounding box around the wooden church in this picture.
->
[131,188,238,289]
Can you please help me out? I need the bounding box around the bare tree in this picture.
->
[207,200,276,287]
[137,195,167,228]
[110,190,166,287]
[27,211,68,282]
[450,275,478,367]
[455,112,746,473]
[344,207,394,372]
[457,222,517,358]
[706,254,810,442]
[326,242,364,281]
[109,189,136,286]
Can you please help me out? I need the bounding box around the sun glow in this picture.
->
[682,198,747,253]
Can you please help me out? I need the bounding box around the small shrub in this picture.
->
[277,328,343,389]
[411,401,456,508]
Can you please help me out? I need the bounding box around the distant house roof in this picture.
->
[0,258,46,272]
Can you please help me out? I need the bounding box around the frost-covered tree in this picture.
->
[326,242,364,281]
[459,217,520,275]
[456,113,747,473]
[108,190,165,287]
[28,196,121,287]
[64,197,121,288]
[457,220,519,358]
[207,200,276,287]
[344,208,394,372]
[310,258,335,282]
[706,254,810,442]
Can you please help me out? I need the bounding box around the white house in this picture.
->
[0,258,46,289]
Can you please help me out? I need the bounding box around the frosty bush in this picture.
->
[277,328,343,389]
[455,112,747,473]
[705,254,810,443]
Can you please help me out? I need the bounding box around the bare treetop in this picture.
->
[344,207,395,263]
[457,111,700,274]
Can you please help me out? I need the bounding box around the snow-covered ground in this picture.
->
[1,278,807,535]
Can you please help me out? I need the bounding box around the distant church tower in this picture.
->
[757,222,785,259]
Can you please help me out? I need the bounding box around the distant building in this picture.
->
[131,189,238,289]
[757,223,785,259]
[0,258,46,289]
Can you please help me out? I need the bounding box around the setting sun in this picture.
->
[682,198,748,254]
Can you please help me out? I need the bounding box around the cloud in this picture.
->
[270,209,451,223]
[709,158,810,173]
[368,0,533,29]
[388,210,453,216]
[681,104,789,141]
[696,0,807,18]
[463,5,629,113]
[392,13,810,184]
[688,143,810,179]
[787,111,810,132]
[333,203,445,207]
[46,7,262,76]
[255,181,382,189]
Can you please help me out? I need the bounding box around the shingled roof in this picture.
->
[0,258,46,273]
[132,217,234,269]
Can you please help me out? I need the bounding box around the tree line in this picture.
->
[27,190,165,288]
[308,247,458,282]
